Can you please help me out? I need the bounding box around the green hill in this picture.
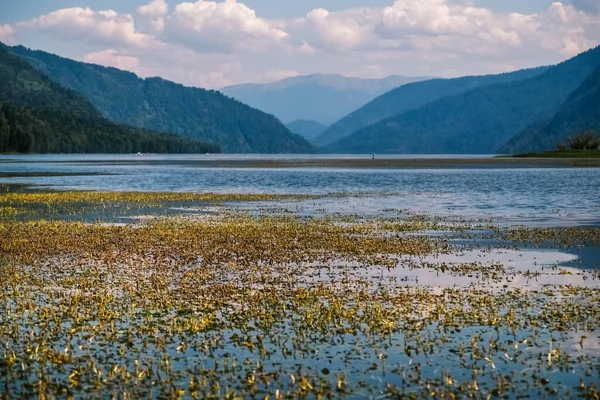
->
[325,46,600,154]
[501,65,600,154]
[10,45,314,154]
[0,44,218,154]
[313,67,547,147]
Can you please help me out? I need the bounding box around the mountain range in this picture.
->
[0,44,217,154]
[324,46,600,154]
[313,67,547,147]
[3,42,599,155]
[501,64,600,154]
[10,45,314,154]
[220,74,431,125]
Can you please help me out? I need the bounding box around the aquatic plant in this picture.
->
[1,190,599,398]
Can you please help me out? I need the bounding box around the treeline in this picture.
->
[0,102,220,154]
[0,44,220,154]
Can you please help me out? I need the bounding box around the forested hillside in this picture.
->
[0,45,219,154]
[11,46,314,154]
[501,65,600,154]
[314,67,547,146]
[325,46,600,154]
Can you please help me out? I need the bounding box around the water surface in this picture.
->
[1,154,599,226]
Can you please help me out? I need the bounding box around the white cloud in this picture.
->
[535,2,600,56]
[84,44,244,88]
[293,7,380,51]
[0,24,15,44]
[379,0,485,36]
[166,0,288,53]
[296,41,317,54]
[137,0,168,33]
[2,0,599,87]
[17,7,151,48]
[291,0,599,63]
[84,49,140,71]
[137,0,168,17]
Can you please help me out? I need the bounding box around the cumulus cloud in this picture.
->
[17,8,151,48]
[84,49,140,71]
[291,7,380,51]
[165,0,288,53]
[137,0,168,17]
[2,0,600,87]
[84,44,244,88]
[534,2,600,56]
[292,0,599,61]
[137,0,168,33]
[0,24,15,44]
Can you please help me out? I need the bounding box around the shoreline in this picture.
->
[4,156,600,169]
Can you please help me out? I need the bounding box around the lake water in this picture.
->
[2,155,600,398]
[1,154,599,226]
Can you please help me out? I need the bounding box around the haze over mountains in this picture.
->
[324,45,600,154]
[285,120,328,141]
[220,74,431,126]
[10,46,314,154]
[313,68,547,147]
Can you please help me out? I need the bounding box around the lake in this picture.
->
[2,154,600,398]
[1,154,599,226]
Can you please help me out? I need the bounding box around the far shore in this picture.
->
[508,150,600,159]
[24,156,600,168]
[3,153,600,169]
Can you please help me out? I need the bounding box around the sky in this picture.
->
[0,0,599,88]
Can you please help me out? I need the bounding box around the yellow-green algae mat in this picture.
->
[0,191,599,399]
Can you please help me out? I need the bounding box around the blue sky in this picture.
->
[0,0,598,88]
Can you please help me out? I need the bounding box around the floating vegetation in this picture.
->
[1,190,599,398]
[0,190,319,208]
[500,226,600,247]
[0,190,320,222]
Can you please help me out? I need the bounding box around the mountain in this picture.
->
[285,120,328,142]
[10,46,314,154]
[220,74,431,125]
[325,46,600,154]
[0,44,218,154]
[501,65,600,154]
[314,67,548,147]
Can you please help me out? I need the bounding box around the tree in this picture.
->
[0,109,9,152]
[568,131,600,150]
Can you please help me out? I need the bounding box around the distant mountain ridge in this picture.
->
[501,64,600,154]
[0,43,217,154]
[221,74,431,125]
[10,45,314,154]
[285,120,328,142]
[325,46,600,154]
[314,67,548,147]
